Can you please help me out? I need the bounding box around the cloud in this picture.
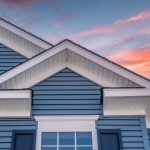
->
[70,24,122,40]
[0,0,53,8]
[51,13,77,28]
[117,10,150,24]
[70,10,150,41]
[108,46,150,78]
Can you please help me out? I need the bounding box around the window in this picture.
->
[11,130,36,150]
[97,129,123,150]
[35,115,99,150]
[41,132,93,150]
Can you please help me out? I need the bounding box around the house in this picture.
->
[0,18,150,150]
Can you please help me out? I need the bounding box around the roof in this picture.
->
[0,39,150,89]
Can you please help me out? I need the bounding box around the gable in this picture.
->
[0,43,27,75]
[31,68,102,115]
[0,49,142,89]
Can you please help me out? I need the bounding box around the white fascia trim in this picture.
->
[104,88,150,97]
[0,90,31,99]
[0,19,52,49]
[35,115,99,122]
[0,40,149,89]
[104,110,146,116]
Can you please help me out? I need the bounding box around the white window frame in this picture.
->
[35,115,99,150]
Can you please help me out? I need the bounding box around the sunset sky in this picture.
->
[0,0,150,78]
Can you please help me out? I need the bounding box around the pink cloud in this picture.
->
[51,13,77,28]
[70,10,150,40]
[70,24,122,40]
[117,10,150,24]
[108,47,150,78]
[0,0,53,8]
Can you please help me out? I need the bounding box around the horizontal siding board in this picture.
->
[0,119,36,150]
[33,90,100,94]
[31,68,102,115]
[0,43,27,75]
[33,100,100,105]
[32,85,100,90]
[33,95,100,99]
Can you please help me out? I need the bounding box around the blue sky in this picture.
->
[0,0,150,78]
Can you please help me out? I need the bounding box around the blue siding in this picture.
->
[31,68,102,115]
[0,119,36,150]
[0,43,27,75]
[0,68,148,149]
[97,116,146,150]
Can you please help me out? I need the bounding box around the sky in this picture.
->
[0,0,150,78]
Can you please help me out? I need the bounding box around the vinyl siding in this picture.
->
[31,68,102,115]
[97,116,147,150]
[0,119,36,150]
[0,43,27,75]
[0,68,148,150]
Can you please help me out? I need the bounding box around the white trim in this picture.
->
[35,115,99,150]
[104,88,150,97]
[35,115,99,122]
[104,110,146,116]
[0,18,52,49]
[0,112,30,117]
[0,90,31,99]
[0,41,149,89]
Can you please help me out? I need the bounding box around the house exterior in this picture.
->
[0,18,150,150]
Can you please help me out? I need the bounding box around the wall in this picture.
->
[31,68,102,115]
[0,43,27,75]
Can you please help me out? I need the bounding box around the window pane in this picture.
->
[59,147,75,150]
[42,133,57,145]
[77,147,93,150]
[76,132,92,145]
[59,132,74,145]
[41,147,57,150]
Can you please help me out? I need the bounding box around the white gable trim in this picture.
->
[0,40,149,89]
[103,88,150,128]
[0,18,52,49]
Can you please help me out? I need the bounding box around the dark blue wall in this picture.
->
[31,68,102,115]
[0,43,27,75]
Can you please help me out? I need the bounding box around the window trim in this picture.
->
[97,129,123,150]
[11,130,36,150]
[35,115,99,150]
